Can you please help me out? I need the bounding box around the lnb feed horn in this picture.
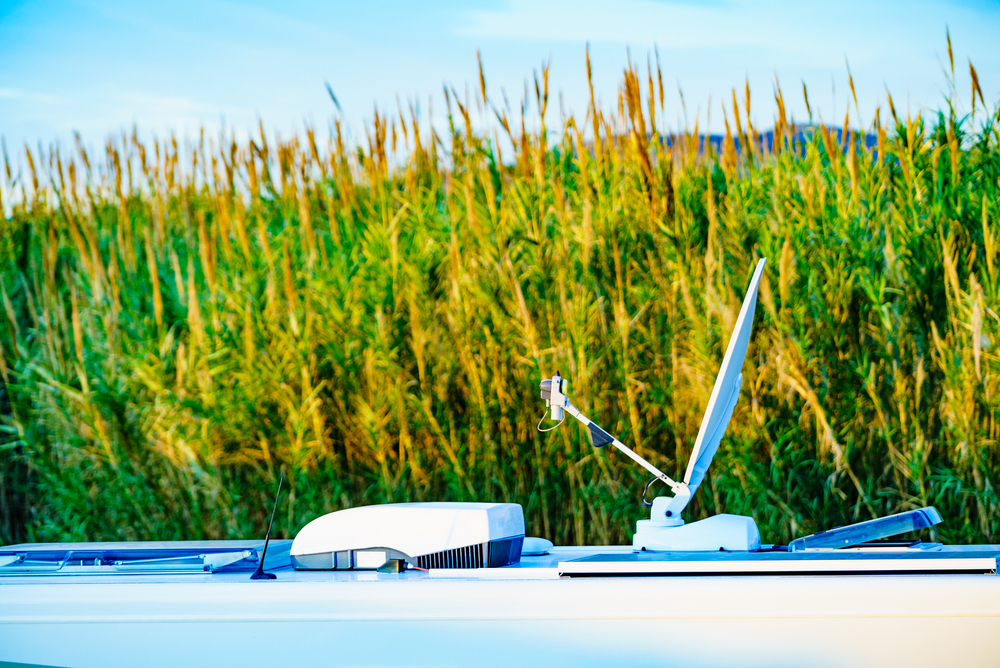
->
[539,372,566,420]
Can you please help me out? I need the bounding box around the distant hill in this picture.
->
[583,125,878,157]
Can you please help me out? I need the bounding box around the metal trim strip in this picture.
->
[558,556,998,576]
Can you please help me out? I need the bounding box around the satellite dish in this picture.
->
[683,258,767,493]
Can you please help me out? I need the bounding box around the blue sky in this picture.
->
[1,0,999,152]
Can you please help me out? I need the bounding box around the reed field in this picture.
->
[1,47,999,548]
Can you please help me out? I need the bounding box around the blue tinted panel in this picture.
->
[789,507,943,551]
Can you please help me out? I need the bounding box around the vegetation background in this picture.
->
[1,44,998,548]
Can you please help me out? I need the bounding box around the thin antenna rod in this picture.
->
[251,475,283,580]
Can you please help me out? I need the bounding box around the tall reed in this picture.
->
[1,49,999,547]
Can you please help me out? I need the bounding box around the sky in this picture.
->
[1,0,999,155]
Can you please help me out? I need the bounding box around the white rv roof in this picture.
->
[2,540,998,583]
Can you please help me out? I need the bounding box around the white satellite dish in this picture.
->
[683,257,767,493]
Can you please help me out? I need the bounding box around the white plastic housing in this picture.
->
[291,502,524,569]
[633,514,761,552]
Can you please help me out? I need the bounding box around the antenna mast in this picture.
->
[251,475,283,581]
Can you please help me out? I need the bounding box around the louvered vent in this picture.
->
[415,536,524,569]
[487,535,523,568]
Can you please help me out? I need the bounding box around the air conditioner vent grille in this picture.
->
[415,536,523,569]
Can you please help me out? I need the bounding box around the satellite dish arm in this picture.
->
[538,258,766,523]
[540,373,683,494]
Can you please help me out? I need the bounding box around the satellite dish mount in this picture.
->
[539,259,768,551]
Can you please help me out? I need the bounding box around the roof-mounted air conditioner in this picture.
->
[290,502,524,570]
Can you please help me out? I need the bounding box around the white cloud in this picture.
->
[464,0,814,49]
[0,87,60,103]
[460,0,969,68]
